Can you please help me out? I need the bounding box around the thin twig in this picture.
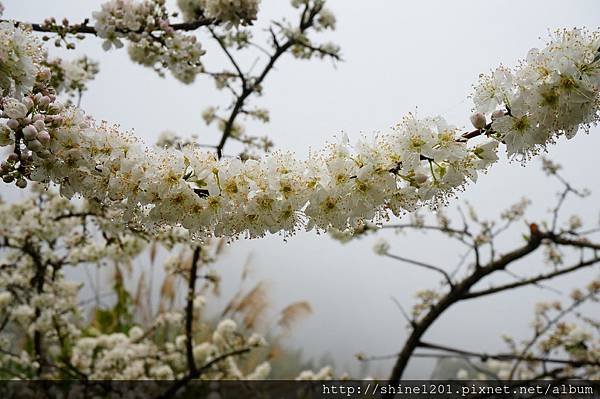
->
[385,253,454,288]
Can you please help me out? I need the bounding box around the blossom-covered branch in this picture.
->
[4,0,261,83]
[0,18,599,240]
[5,16,214,37]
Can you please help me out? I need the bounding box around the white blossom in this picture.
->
[0,22,44,97]
[93,0,205,83]
[372,238,390,255]
[473,28,600,158]
[245,361,271,379]
[0,23,599,242]
[178,0,260,27]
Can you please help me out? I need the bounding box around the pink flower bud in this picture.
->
[22,97,34,111]
[491,110,506,120]
[33,120,45,132]
[6,119,19,130]
[37,150,51,159]
[38,68,51,82]
[15,178,27,189]
[39,96,51,108]
[470,113,487,130]
[415,172,429,184]
[36,131,51,145]
[22,125,38,140]
[26,139,43,152]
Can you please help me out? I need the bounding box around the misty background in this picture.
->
[3,0,600,378]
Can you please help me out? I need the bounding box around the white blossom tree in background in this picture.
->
[0,0,599,392]
[0,0,339,388]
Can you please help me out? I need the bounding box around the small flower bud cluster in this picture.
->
[284,1,340,60]
[39,17,88,50]
[93,0,205,83]
[0,81,65,188]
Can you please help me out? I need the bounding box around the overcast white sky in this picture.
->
[3,0,600,378]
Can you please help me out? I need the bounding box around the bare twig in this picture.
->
[462,257,600,300]
[185,246,202,375]
[385,253,454,288]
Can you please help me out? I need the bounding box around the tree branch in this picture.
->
[418,340,600,368]
[549,235,600,251]
[185,246,202,375]
[386,225,547,389]
[3,18,215,36]
[155,347,251,399]
[208,27,247,90]
[215,3,326,158]
[385,253,454,288]
[508,291,594,379]
[462,257,600,300]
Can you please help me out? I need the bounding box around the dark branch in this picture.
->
[208,27,247,90]
[155,347,251,399]
[418,340,600,368]
[385,253,454,288]
[462,256,600,300]
[4,18,215,36]
[185,247,202,375]
[386,225,547,388]
[215,3,327,158]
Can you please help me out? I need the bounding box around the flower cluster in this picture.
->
[19,109,500,239]
[0,184,339,382]
[372,237,390,255]
[472,29,600,158]
[0,22,45,98]
[44,56,99,100]
[70,318,268,380]
[284,0,340,60]
[295,366,333,380]
[93,0,205,83]
[0,72,66,187]
[177,0,260,27]
[1,23,599,240]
